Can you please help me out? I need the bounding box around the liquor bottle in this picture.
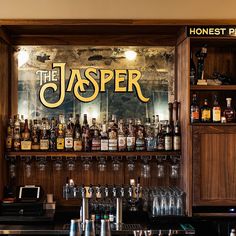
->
[108,205,115,223]
[100,122,109,151]
[40,122,49,150]
[127,119,136,151]
[57,123,65,150]
[65,117,74,151]
[6,118,13,150]
[157,124,165,150]
[146,117,156,151]
[173,121,181,151]
[223,98,235,123]
[164,122,173,151]
[108,115,118,151]
[21,119,32,150]
[31,119,40,150]
[49,118,57,151]
[190,52,197,85]
[82,114,91,151]
[73,114,82,151]
[190,94,200,123]
[212,95,221,123]
[136,119,145,151]
[92,129,101,151]
[118,119,127,151]
[20,114,25,133]
[201,98,211,123]
[13,114,21,151]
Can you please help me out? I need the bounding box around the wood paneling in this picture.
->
[0,39,10,198]
[193,126,236,205]
[176,35,192,215]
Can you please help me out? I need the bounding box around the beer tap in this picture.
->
[81,185,89,229]
[105,184,109,198]
[96,184,102,199]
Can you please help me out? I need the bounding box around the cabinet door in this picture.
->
[193,125,236,206]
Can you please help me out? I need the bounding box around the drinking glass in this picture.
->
[170,156,180,179]
[82,157,92,171]
[84,219,95,236]
[144,230,152,236]
[133,230,143,236]
[53,157,63,171]
[67,157,76,172]
[98,157,106,172]
[127,156,136,172]
[37,157,47,172]
[141,156,151,178]
[24,157,32,178]
[9,159,16,178]
[112,156,121,171]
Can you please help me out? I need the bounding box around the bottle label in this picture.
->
[213,108,221,122]
[109,214,114,222]
[32,144,40,150]
[146,137,156,151]
[165,136,173,150]
[65,137,73,149]
[40,139,49,150]
[127,137,135,150]
[57,138,64,150]
[101,139,109,151]
[92,139,101,151]
[136,138,145,151]
[201,110,211,121]
[118,136,127,150]
[108,138,117,151]
[21,141,32,150]
[173,136,181,150]
[74,140,82,151]
[157,136,165,150]
[191,111,199,120]
[13,140,21,150]
[6,137,12,149]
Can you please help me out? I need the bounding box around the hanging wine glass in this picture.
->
[24,156,32,178]
[9,158,16,178]
[37,156,47,172]
[127,156,136,172]
[112,156,121,171]
[82,156,92,171]
[156,156,166,178]
[66,157,76,172]
[170,156,180,179]
[97,156,106,172]
[53,156,63,171]
[141,156,151,178]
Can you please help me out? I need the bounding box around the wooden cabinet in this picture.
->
[193,125,236,206]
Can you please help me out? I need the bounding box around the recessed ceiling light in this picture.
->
[125,50,137,60]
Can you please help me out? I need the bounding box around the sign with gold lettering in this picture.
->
[187,26,236,37]
[37,63,149,108]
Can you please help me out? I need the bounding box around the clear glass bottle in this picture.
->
[118,119,127,151]
[223,98,235,123]
[190,94,200,123]
[157,124,165,151]
[145,117,156,151]
[201,98,211,123]
[212,95,221,123]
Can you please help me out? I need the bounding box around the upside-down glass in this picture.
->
[98,157,106,172]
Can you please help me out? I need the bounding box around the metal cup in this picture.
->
[85,219,95,236]
[100,219,111,236]
[70,219,81,236]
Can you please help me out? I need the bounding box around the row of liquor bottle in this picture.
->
[6,114,181,152]
[190,94,235,123]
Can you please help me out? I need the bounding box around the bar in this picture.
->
[0,21,236,236]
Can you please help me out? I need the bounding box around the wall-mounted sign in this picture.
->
[37,63,150,108]
[187,26,236,37]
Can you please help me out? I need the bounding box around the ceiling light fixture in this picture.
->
[125,50,137,61]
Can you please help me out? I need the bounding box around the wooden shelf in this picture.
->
[191,123,236,126]
[5,150,181,157]
[190,85,236,91]
[193,212,236,217]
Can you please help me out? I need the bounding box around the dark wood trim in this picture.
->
[191,85,236,91]
[0,27,11,45]
[11,34,177,46]
[2,19,236,26]
[6,150,181,157]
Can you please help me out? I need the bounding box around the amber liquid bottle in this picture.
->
[223,98,235,123]
[212,95,221,123]
[190,94,200,123]
[21,119,32,150]
[201,99,211,123]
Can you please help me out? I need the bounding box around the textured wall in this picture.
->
[0,0,236,19]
